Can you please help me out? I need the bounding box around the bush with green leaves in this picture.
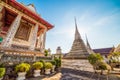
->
[44,50,48,56]
[0,68,5,78]
[51,60,56,66]
[32,62,43,70]
[45,62,53,69]
[88,53,103,65]
[95,61,107,70]
[54,58,61,67]
[15,63,30,72]
[40,60,45,68]
[0,63,4,68]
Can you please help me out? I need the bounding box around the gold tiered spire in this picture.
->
[64,18,89,59]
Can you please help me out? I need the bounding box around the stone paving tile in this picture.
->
[25,68,120,80]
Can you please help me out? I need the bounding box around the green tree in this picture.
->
[44,50,48,57]
[88,53,103,71]
[88,53,103,65]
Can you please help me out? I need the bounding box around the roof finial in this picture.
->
[74,17,81,40]
[74,17,78,31]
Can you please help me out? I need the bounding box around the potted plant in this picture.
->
[40,60,45,74]
[15,63,30,80]
[54,58,61,72]
[0,68,5,80]
[51,60,56,72]
[32,62,43,77]
[45,62,53,74]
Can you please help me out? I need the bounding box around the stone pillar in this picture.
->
[0,5,3,18]
[36,33,42,49]
[1,15,22,47]
[29,24,38,50]
[40,28,47,53]
[0,5,4,33]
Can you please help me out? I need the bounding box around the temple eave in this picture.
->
[0,47,44,56]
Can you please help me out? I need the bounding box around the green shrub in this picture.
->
[51,60,56,65]
[0,68,5,78]
[44,50,48,56]
[15,63,30,72]
[88,53,103,65]
[54,58,61,67]
[40,60,45,68]
[32,62,43,70]
[95,61,108,70]
[0,63,4,68]
[45,62,53,69]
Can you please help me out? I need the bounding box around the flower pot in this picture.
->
[45,69,51,74]
[52,66,55,73]
[33,70,41,77]
[16,72,26,80]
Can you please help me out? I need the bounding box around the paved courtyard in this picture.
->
[26,68,120,80]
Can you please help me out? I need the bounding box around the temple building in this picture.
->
[0,0,53,62]
[62,18,94,72]
[53,46,63,58]
[93,47,114,62]
[64,18,91,59]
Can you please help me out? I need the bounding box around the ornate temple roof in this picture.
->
[93,47,114,55]
[7,0,53,30]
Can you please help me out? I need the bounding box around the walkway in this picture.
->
[26,68,120,80]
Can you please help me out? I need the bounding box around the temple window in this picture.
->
[15,20,32,41]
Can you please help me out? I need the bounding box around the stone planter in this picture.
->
[45,69,51,74]
[33,70,41,77]
[16,72,26,80]
[52,66,55,73]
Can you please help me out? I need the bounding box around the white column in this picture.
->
[0,5,3,19]
[1,15,22,47]
[0,5,4,32]
[29,24,38,50]
[36,33,42,49]
[40,28,47,53]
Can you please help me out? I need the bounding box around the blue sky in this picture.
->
[17,0,120,53]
